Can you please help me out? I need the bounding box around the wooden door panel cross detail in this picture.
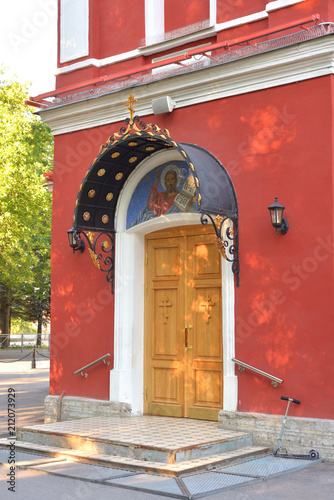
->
[200,295,216,324]
[159,297,173,324]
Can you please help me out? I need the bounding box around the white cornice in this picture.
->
[40,34,334,136]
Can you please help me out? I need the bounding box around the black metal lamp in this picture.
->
[67,228,85,253]
[268,197,289,235]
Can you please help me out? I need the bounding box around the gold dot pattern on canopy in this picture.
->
[111,152,120,158]
[106,192,113,201]
[83,212,90,221]
[88,190,95,199]
[102,215,109,224]
[115,173,123,181]
[129,156,137,163]
[97,169,106,177]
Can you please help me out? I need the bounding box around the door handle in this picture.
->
[185,328,193,350]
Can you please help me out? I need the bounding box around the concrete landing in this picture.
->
[3,415,269,475]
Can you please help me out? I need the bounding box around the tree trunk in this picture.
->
[0,296,4,348]
[0,293,11,348]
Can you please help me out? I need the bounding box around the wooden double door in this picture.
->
[144,226,223,421]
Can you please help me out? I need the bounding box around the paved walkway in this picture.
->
[0,450,333,500]
[0,357,49,438]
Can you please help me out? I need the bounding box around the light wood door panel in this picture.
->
[145,226,223,420]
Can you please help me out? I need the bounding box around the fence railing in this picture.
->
[0,334,50,351]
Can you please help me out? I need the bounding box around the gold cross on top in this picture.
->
[124,94,138,121]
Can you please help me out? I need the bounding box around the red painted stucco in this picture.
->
[50,126,116,400]
[165,0,210,33]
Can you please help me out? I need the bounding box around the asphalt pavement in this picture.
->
[0,350,333,500]
[0,349,50,436]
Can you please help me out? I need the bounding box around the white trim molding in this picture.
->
[41,34,334,136]
[110,148,237,414]
[145,0,164,46]
[266,0,308,13]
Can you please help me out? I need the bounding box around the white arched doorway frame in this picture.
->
[110,148,238,414]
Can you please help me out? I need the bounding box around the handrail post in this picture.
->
[232,358,283,387]
[74,353,111,378]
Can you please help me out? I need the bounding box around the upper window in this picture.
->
[60,0,89,63]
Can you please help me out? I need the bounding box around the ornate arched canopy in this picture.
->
[72,122,237,233]
[68,96,239,290]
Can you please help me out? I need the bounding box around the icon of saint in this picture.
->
[147,166,181,216]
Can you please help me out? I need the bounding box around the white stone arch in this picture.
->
[110,148,237,414]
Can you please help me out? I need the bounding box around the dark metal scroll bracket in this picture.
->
[200,213,240,287]
[72,229,115,293]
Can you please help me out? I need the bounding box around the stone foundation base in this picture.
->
[44,395,131,423]
[219,410,334,461]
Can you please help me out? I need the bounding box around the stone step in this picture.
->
[0,437,269,476]
[3,415,271,475]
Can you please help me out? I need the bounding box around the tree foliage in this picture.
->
[0,68,53,338]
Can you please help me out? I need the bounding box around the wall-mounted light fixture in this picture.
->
[67,228,85,253]
[67,228,115,292]
[268,197,289,235]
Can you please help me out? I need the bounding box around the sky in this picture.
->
[0,0,57,97]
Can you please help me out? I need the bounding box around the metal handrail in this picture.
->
[74,353,111,378]
[232,358,283,387]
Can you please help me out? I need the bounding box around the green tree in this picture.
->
[0,69,53,348]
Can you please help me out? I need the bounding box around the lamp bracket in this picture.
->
[200,213,240,286]
[279,218,289,235]
[75,238,85,253]
[72,229,115,293]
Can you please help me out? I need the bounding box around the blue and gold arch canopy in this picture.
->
[70,95,239,289]
[72,129,238,232]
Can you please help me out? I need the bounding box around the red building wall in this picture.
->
[50,126,115,400]
[50,72,334,418]
[165,0,210,32]
[48,0,334,418]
